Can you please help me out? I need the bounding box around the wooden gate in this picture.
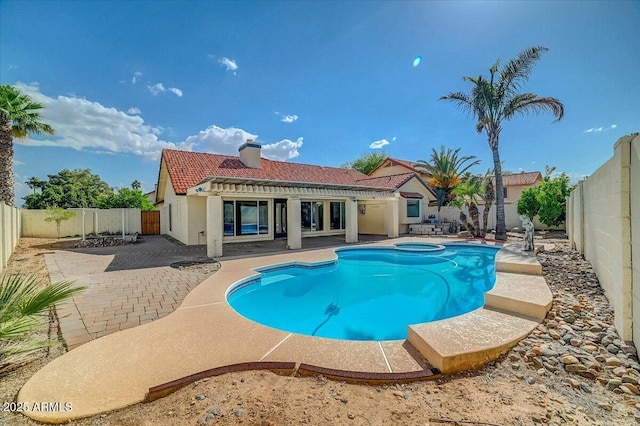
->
[141,210,160,235]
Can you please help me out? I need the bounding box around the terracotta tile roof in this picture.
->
[161,149,381,195]
[368,157,428,176]
[354,173,415,190]
[502,172,542,186]
[356,173,436,198]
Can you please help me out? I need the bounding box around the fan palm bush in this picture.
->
[0,274,84,373]
[416,146,480,212]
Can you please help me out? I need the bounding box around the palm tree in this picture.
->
[0,275,85,372]
[416,146,480,212]
[25,177,43,194]
[448,197,471,233]
[452,174,483,237]
[441,46,564,240]
[0,85,54,206]
[479,169,495,238]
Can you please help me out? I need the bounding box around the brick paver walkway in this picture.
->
[48,236,212,349]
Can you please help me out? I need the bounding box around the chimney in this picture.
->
[238,139,262,168]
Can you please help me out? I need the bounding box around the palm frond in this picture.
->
[0,339,51,373]
[440,91,476,115]
[0,275,85,369]
[498,46,549,98]
[503,93,564,121]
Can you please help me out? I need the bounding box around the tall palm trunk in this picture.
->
[489,132,506,240]
[481,179,495,238]
[469,202,480,237]
[0,122,14,206]
[459,210,472,233]
[481,198,493,238]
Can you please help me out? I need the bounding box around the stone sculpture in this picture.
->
[519,215,535,251]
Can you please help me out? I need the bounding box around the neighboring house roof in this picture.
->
[368,157,428,176]
[502,172,542,186]
[158,149,388,198]
[356,172,436,198]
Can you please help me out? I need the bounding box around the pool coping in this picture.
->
[17,237,552,423]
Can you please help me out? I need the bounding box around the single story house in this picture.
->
[155,142,436,257]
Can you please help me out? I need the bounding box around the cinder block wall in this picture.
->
[21,208,142,238]
[0,203,21,274]
[568,134,639,348]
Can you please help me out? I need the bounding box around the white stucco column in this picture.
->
[287,197,302,250]
[386,196,400,238]
[345,199,359,243]
[206,195,223,257]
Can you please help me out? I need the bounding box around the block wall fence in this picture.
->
[0,203,21,275]
[567,134,640,351]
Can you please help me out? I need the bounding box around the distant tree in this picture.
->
[97,187,155,211]
[25,177,44,194]
[23,169,111,209]
[131,180,141,190]
[536,172,572,227]
[441,46,564,240]
[416,146,480,212]
[517,166,573,227]
[517,187,541,221]
[341,151,387,175]
[0,85,54,206]
[44,206,76,238]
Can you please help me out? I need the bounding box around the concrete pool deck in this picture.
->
[18,237,552,423]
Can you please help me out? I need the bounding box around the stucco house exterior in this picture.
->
[367,157,544,230]
[155,142,436,257]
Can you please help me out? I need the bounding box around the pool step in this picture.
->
[485,272,552,321]
[407,308,538,374]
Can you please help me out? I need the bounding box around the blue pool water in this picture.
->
[227,243,499,341]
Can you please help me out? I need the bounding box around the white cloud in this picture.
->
[13,159,25,166]
[181,125,302,161]
[12,83,303,164]
[262,138,303,161]
[147,82,183,97]
[13,82,192,161]
[392,136,397,142]
[147,83,166,95]
[132,71,142,84]
[585,124,617,133]
[281,114,299,123]
[369,139,390,149]
[127,107,142,115]
[218,57,238,73]
[182,125,258,156]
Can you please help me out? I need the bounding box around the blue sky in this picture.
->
[1,1,639,206]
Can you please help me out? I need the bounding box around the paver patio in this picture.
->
[47,236,212,349]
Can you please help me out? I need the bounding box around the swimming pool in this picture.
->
[227,243,499,341]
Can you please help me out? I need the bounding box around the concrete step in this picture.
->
[485,272,552,321]
[408,308,538,374]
